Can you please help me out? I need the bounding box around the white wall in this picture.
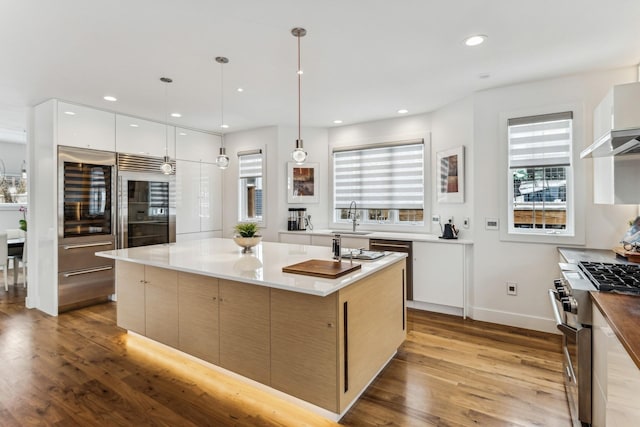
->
[430,96,474,237]
[471,67,638,332]
[276,126,330,231]
[221,125,329,242]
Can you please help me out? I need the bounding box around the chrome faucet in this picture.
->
[348,200,358,232]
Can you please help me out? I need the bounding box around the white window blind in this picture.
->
[238,150,263,178]
[508,112,573,169]
[333,140,424,209]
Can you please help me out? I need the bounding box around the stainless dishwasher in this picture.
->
[369,239,413,300]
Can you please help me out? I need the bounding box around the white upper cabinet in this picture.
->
[57,101,115,151]
[175,127,220,162]
[116,114,175,158]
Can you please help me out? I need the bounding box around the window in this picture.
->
[238,149,263,222]
[332,139,424,226]
[508,112,573,235]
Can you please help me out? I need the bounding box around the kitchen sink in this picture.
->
[329,230,372,235]
[341,249,385,260]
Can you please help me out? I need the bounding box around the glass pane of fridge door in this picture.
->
[127,180,169,248]
[63,162,113,237]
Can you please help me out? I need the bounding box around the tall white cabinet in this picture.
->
[175,128,223,239]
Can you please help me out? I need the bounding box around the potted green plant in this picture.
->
[233,222,262,253]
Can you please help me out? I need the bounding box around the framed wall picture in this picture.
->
[437,146,464,203]
[287,162,319,203]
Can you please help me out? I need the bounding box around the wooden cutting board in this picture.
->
[282,259,361,279]
[613,246,640,263]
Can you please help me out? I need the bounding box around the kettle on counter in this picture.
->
[440,220,459,240]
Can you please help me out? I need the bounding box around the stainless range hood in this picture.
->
[581,81,640,158]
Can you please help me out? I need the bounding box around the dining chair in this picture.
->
[0,233,9,291]
[5,229,25,285]
[15,236,27,287]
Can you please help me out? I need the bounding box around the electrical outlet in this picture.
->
[463,217,470,229]
[507,282,517,296]
[431,214,440,224]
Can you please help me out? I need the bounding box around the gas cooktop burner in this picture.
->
[579,261,640,294]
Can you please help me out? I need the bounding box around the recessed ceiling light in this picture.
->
[464,34,487,47]
[179,132,187,136]
[129,123,139,128]
[64,111,76,116]
[237,87,244,92]
[171,113,182,118]
[333,120,343,124]
[220,124,229,129]
[103,95,117,102]
[397,109,409,114]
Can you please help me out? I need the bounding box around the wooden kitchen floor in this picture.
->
[0,286,571,426]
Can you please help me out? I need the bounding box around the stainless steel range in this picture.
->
[550,256,640,427]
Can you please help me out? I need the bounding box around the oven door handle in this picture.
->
[548,289,577,335]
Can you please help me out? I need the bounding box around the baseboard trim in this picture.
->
[469,306,559,334]
[407,300,463,317]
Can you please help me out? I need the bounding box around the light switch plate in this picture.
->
[431,214,440,224]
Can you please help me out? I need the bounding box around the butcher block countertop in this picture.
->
[591,292,640,370]
[96,237,406,297]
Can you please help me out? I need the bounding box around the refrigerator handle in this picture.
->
[118,175,125,249]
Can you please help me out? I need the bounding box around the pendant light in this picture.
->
[291,27,307,164]
[215,56,230,169]
[160,77,174,175]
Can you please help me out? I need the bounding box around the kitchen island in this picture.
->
[96,238,407,420]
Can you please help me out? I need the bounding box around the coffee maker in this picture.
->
[288,208,307,231]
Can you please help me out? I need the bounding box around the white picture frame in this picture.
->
[437,146,464,204]
[287,162,319,204]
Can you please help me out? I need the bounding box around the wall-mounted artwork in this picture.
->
[287,162,319,203]
[437,146,464,203]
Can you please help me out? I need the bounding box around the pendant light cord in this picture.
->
[164,79,169,156]
[220,59,225,148]
[297,32,301,142]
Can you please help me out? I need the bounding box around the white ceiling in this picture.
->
[1,0,639,138]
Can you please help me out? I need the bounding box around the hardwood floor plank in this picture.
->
[0,288,570,426]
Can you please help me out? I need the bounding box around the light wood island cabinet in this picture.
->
[271,290,338,410]
[116,262,178,347]
[105,239,407,420]
[219,279,271,385]
[177,272,219,364]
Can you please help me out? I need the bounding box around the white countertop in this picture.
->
[96,238,407,297]
[280,228,474,245]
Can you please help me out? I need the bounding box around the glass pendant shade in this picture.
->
[291,139,307,164]
[160,156,173,174]
[216,146,230,169]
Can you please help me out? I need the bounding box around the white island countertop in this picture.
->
[96,238,407,297]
